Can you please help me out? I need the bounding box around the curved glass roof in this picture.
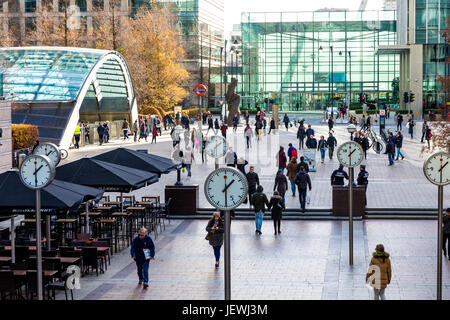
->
[0,47,117,101]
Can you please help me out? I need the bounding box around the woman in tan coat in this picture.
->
[286,157,298,197]
[366,244,392,300]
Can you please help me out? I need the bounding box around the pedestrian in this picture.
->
[294,166,312,212]
[214,118,220,135]
[201,134,207,163]
[254,119,262,140]
[151,125,158,144]
[133,120,138,142]
[328,116,334,133]
[366,114,371,129]
[220,122,228,139]
[190,128,196,148]
[202,112,208,125]
[362,133,370,160]
[246,166,260,207]
[207,115,214,135]
[122,118,130,140]
[103,121,110,143]
[357,164,369,205]
[286,157,298,197]
[366,244,391,300]
[331,164,349,186]
[297,156,309,173]
[183,146,194,177]
[297,125,306,150]
[287,143,298,162]
[251,185,270,235]
[327,132,337,160]
[425,125,432,150]
[268,117,275,134]
[225,147,237,167]
[232,113,239,133]
[317,136,327,163]
[305,124,314,146]
[273,169,288,204]
[261,110,267,135]
[244,110,250,125]
[385,138,395,166]
[408,119,415,139]
[306,135,317,149]
[269,191,284,235]
[421,120,427,143]
[84,121,90,144]
[386,106,390,119]
[236,157,248,175]
[205,212,224,268]
[283,113,290,131]
[443,208,450,259]
[168,114,173,130]
[74,124,81,149]
[394,132,405,160]
[396,112,403,131]
[276,146,287,174]
[130,227,155,289]
[97,122,105,145]
[244,124,253,148]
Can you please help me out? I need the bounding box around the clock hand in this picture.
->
[438,161,448,172]
[222,179,235,193]
[46,150,53,156]
[349,149,356,157]
[33,165,43,176]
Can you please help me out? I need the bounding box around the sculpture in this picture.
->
[226,78,241,127]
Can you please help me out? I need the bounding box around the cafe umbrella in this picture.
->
[0,170,104,259]
[93,148,181,178]
[55,158,159,226]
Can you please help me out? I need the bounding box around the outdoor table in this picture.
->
[126,207,146,235]
[0,256,12,262]
[103,202,121,206]
[111,212,132,249]
[78,212,101,234]
[20,219,36,226]
[9,270,58,278]
[93,219,117,254]
[141,196,160,208]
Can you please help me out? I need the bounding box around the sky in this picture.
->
[223,0,385,35]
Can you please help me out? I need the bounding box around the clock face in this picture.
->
[33,143,61,168]
[19,155,55,190]
[337,141,364,168]
[204,167,248,210]
[423,152,450,186]
[206,135,228,158]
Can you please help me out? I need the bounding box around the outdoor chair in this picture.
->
[80,247,104,276]
[15,246,30,262]
[91,241,109,268]
[58,246,76,257]
[46,278,73,300]
[158,198,172,228]
[76,233,90,241]
[25,271,50,300]
[0,271,22,300]
[0,240,11,246]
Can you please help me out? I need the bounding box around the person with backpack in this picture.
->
[232,113,239,133]
[327,132,337,160]
[268,191,285,235]
[251,185,270,235]
[366,244,392,300]
[294,166,312,212]
[287,143,298,162]
[205,212,224,269]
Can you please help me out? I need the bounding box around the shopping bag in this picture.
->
[307,194,311,205]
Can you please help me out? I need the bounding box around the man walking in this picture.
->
[84,122,90,144]
[246,166,260,207]
[130,227,155,289]
[385,136,395,166]
[297,156,309,173]
[251,185,270,235]
[297,125,306,150]
[74,124,81,149]
[357,164,369,205]
[97,122,105,146]
[327,133,337,160]
[294,166,312,212]
[122,118,130,140]
[394,132,405,160]
[396,112,403,131]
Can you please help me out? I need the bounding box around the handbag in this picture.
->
[205,232,211,241]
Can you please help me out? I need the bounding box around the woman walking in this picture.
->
[205,212,224,268]
[273,169,288,204]
[276,146,287,174]
[408,119,415,139]
[286,157,298,197]
[269,191,285,235]
[244,124,253,149]
[151,124,158,144]
[366,244,392,300]
[317,136,328,163]
[425,125,432,150]
[139,122,147,142]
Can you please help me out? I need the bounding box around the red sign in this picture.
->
[380,110,386,116]
[193,84,207,96]
[218,100,224,106]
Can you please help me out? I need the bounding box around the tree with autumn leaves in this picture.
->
[0,2,188,116]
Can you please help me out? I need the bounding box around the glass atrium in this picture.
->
[240,10,399,111]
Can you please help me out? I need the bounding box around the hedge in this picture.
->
[12,124,39,150]
[350,102,363,110]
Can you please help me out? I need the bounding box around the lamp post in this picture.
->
[347,124,356,141]
[330,45,334,119]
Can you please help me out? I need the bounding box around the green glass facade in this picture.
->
[240,11,400,111]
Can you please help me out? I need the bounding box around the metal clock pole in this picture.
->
[349,167,354,266]
[437,184,443,300]
[36,188,43,300]
[224,176,231,300]
[10,216,15,264]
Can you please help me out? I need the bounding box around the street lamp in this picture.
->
[347,124,356,140]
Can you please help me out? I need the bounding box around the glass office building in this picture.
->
[240,10,399,111]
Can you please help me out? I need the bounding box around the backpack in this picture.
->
[291,148,298,159]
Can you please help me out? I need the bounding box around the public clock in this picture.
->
[19,154,55,190]
[206,135,228,159]
[33,142,61,168]
[423,152,450,186]
[204,167,248,210]
[337,141,364,168]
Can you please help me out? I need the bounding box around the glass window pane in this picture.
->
[25,0,36,13]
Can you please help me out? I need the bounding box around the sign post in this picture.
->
[194,84,207,131]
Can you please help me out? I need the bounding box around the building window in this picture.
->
[25,17,36,35]
[25,0,37,13]
[92,0,104,10]
[7,0,19,13]
[76,0,87,12]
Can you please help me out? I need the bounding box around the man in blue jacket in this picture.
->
[131,227,155,289]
